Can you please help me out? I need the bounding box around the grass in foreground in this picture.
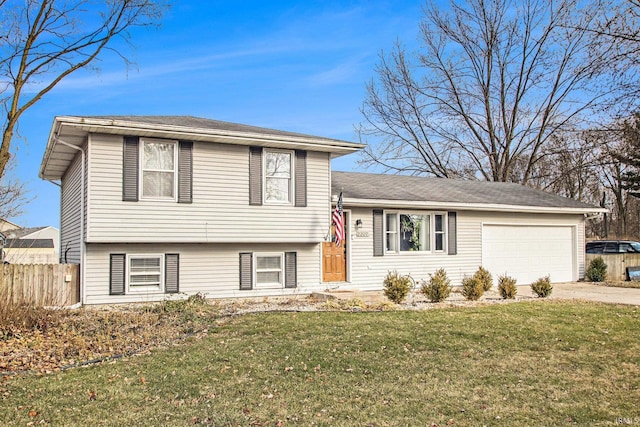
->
[1,301,640,426]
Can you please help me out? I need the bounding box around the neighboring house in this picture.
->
[39,116,604,305]
[1,226,60,264]
[0,218,20,232]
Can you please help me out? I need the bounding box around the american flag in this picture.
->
[332,192,345,247]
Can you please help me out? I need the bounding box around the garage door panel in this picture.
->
[482,225,575,284]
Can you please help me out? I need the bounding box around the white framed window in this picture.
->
[254,252,284,288]
[386,212,398,252]
[140,138,178,200]
[127,254,164,293]
[264,150,293,204]
[434,214,445,252]
[385,212,445,254]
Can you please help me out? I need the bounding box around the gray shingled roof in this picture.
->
[3,227,46,239]
[4,238,54,249]
[85,115,348,143]
[332,171,599,210]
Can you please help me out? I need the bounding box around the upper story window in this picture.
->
[385,212,445,253]
[141,139,177,200]
[264,150,293,204]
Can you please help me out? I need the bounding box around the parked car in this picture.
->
[586,240,640,254]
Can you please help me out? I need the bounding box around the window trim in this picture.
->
[254,252,285,289]
[384,211,447,255]
[434,213,446,253]
[263,149,295,205]
[126,253,165,294]
[139,138,178,201]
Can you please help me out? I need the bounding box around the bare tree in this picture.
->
[359,0,628,183]
[0,0,166,178]
[528,131,602,204]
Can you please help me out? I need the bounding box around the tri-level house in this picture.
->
[39,116,604,305]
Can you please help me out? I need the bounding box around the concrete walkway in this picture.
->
[318,282,640,306]
[549,282,640,305]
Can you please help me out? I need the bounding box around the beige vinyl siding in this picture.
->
[60,151,83,264]
[345,208,585,289]
[83,242,322,305]
[86,134,330,243]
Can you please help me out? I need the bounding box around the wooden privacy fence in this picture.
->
[0,264,80,307]
[586,253,640,281]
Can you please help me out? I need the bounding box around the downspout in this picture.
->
[54,137,86,306]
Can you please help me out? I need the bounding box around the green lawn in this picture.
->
[2,301,640,426]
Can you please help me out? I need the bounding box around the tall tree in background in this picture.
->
[615,114,640,198]
[0,0,165,179]
[359,0,631,183]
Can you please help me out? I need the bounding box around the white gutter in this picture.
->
[54,116,365,151]
[342,197,609,215]
[55,137,86,306]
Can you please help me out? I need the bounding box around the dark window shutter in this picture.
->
[294,150,307,207]
[165,253,180,293]
[178,141,193,204]
[249,147,263,205]
[373,209,384,257]
[448,211,457,255]
[239,252,253,290]
[284,252,297,288]
[109,254,126,295]
[122,136,139,201]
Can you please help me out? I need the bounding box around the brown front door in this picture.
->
[322,242,346,282]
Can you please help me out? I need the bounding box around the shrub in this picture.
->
[586,257,607,282]
[461,276,484,301]
[497,275,518,299]
[530,275,553,298]
[0,301,62,340]
[473,266,493,291]
[152,292,208,314]
[420,268,452,302]
[383,270,412,303]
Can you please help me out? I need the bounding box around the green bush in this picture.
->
[473,266,493,291]
[152,292,208,314]
[497,275,518,299]
[461,276,484,301]
[383,270,412,304]
[420,268,452,302]
[530,276,553,298]
[586,257,607,282]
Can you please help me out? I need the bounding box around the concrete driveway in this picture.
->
[548,282,640,306]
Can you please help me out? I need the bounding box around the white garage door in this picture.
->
[482,225,575,284]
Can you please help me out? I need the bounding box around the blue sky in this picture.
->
[9,0,426,228]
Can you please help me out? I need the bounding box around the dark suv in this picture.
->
[586,240,640,254]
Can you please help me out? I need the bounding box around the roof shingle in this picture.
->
[331,171,599,211]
